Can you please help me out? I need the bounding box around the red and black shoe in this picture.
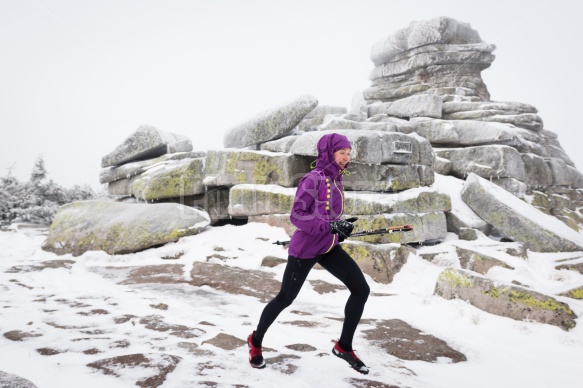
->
[332,341,369,374]
[247,331,266,369]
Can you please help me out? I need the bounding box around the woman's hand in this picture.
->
[329,220,355,239]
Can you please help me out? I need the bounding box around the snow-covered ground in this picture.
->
[1,220,583,387]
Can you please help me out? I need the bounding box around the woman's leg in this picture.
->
[318,245,370,351]
[254,256,317,345]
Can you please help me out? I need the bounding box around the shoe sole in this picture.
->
[248,339,266,369]
[332,347,369,375]
[249,361,266,369]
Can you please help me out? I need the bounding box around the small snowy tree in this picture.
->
[1,158,96,226]
[30,155,48,184]
[0,172,24,227]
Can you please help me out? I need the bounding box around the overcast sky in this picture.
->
[1,0,582,189]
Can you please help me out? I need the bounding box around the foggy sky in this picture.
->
[1,0,581,189]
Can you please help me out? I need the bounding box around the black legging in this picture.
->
[255,245,370,350]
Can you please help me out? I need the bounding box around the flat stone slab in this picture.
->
[99,151,206,184]
[435,145,526,181]
[461,173,583,252]
[203,150,312,188]
[363,319,467,363]
[435,268,577,331]
[223,94,318,148]
[455,246,515,275]
[228,184,295,217]
[87,353,181,388]
[189,262,281,303]
[131,158,206,200]
[101,125,192,168]
[259,136,300,153]
[228,184,451,218]
[444,112,543,132]
[385,94,443,119]
[41,200,210,256]
[343,163,435,192]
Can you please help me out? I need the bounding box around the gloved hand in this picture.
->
[329,219,355,240]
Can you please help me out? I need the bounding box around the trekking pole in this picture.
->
[272,225,413,246]
[349,225,413,237]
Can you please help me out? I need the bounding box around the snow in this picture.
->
[234,184,296,196]
[1,219,583,388]
[434,174,485,228]
[2,177,583,387]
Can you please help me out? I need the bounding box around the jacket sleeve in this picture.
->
[290,173,330,235]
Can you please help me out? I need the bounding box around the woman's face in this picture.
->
[333,147,351,168]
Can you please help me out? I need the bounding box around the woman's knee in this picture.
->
[274,291,296,308]
[353,281,370,301]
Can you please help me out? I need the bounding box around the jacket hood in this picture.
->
[315,133,351,177]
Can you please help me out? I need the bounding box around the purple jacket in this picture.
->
[288,133,351,258]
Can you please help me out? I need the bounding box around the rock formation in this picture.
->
[55,16,583,252]
[42,15,583,330]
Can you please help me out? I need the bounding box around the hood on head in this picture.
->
[315,133,351,175]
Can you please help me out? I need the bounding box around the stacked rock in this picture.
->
[221,95,449,283]
[361,16,583,230]
[44,16,583,263]
[42,125,214,256]
[99,125,228,224]
[365,16,494,103]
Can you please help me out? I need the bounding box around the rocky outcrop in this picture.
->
[41,200,210,256]
[54,16,583,266]
[461,173,583,252]
[359,16,583,233]
[435,268,577,331]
